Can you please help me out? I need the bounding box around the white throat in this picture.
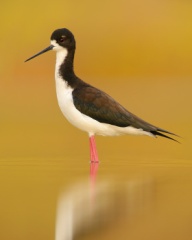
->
[50,40,68,79]
[55,49,68,78]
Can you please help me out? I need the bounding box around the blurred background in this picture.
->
[0,0,192,239]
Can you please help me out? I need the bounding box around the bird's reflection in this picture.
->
[90,161,99,203]
[55,175,154,240]
[90,161,99,182]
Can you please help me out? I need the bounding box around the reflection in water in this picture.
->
[90,161,99,181]
[55,176,154,240]
[90,161,99,204]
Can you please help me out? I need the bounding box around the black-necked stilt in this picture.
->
[25,28,178,162]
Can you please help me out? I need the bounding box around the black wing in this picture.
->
[72,84,178,142]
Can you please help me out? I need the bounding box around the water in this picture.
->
[0,152,192,240]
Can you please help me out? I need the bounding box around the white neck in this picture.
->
[55,49,68,79]
[50,40,68,79]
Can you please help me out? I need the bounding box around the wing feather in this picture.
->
[72,83,178,141]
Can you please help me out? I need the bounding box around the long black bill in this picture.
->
[25,45,54,62]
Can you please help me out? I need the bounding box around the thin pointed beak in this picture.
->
[25,45,54,62]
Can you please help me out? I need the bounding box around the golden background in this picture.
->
[0,0,192,239]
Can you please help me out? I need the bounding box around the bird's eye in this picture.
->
[59,36,66,42]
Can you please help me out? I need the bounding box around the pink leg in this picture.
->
[89,135,99,163]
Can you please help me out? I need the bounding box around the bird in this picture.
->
[25,28,178,163]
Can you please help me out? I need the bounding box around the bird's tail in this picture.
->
[151,129,180,143]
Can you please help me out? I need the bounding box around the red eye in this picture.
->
[59,36,66,42]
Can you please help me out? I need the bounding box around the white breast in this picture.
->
[53,46,153,138]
